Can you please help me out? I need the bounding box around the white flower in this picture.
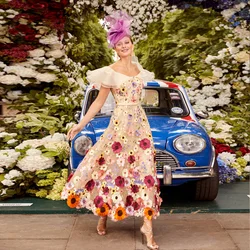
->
[0,132,17,138]
[28,49,45,57]
[4,66,37,78]
[0,188,7,196]
[26,148,42,156]
[0,75,22,85]
[39,34,59,45]
[212,67,223,78]
[221,9,236,20]
[234,51,250,63]
[36,73,57,82]
[244,166,250,172]
[46,49,64,59]
[1,179,15,186]
[243,153,250,163]
[42,133,66,142]
[7,139,18,145]
[5,169,22,179]
[17,154,55,172]
[218,152,236,166]
[0,167,4,173]
[16,139,44,149]
[0,150,20,168]
[6,90,22,100]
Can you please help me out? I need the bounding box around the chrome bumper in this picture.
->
[157,165,215,185]
[158,147,216,185]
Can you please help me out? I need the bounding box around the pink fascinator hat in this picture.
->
[105,10,133,48]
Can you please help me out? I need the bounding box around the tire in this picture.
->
[194,159,219,201]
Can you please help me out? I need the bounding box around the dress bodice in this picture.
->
[111,75,144,106]
[86,63,155,100]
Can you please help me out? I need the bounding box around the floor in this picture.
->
[0,213,249,250]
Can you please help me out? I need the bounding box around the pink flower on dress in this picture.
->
[98,157,105,165]
[127,155,135,164]
[115,176,125,188]
[94,195,104,208]
[112,141,123,153]
[139,138,151,150]
[144,175,155,188]
[125,195,134,206]
[85,179,95,191]
[131,184,139,193]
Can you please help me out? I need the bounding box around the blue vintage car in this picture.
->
[69,80,219,201]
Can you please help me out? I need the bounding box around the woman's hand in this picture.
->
[67,124,83,141]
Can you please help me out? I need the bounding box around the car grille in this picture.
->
[155,150,179,172]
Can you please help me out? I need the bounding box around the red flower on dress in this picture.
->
[98,157,105,165]
[131,185,139,193]
[144,175,155,188]
[139,138,151,150]
[132,201,140,210]
[112,142,123,153]
[102,187,109,195]
[125,195,134,206]
[85,179,95,191]
[115,176,125,188]
[94,195,104,208]
[128,155,135,164]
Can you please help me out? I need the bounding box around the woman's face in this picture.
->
[114,36,134,58]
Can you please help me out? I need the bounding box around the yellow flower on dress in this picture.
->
[144,207,155,220]
[96,203,110,217]
[113,120,119,126]
[115,206,127,220]
[67,194,80,208]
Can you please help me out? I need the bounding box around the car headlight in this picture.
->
[173,134,206,154]
[74,135,93,156]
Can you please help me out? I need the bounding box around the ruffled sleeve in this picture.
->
[136,62,155,83]
[86,66,117,89]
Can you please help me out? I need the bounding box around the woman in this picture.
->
[61,11,162,250]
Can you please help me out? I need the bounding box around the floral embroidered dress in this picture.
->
[61,63,162,221]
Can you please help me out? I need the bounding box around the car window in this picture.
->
[84,88,189,117]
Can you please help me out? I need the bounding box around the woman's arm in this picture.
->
[67,86,110,140]
[79,86,110,128]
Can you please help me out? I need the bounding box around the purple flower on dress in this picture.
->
[94,195,104,208]
[128,155,135,164]
[144,175,155,188]
[133,171,140,179]
[140,138,151,150]
[128,114,133,120]
[125,195,134,206]
[115,176,125,188]
[105,175,112,182]
[112,141,123,153]
[135,130,141,136]
[132,82,137,88]
[131,184,139,193]
[85,179,95,191]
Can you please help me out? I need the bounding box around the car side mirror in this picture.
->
[74,111,81,122]
[195,111,209,120]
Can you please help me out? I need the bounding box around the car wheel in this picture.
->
[194,159,219,201]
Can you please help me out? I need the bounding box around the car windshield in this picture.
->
[84,87,189,117]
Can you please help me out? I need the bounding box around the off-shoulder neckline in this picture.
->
[107,65,141,78]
